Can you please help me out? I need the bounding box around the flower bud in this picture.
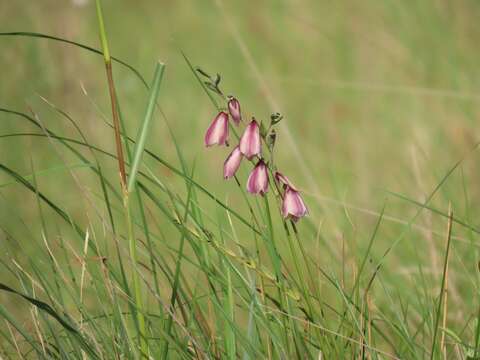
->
[228,97,242,126]
[224,146,243,179]
[247,160,269,195]
[270,112,283,126]
[205,112,229,147]
[239,119,261,159]
[274,171,298,191]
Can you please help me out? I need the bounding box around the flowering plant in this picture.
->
[200,69,308,222]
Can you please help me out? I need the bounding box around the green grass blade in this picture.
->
[95,0,110,63]
[0,31,148,87]
[127,61,165,193]
[0,283,99,358]
[430,208,453,359]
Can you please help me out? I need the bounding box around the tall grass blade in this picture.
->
[430,206,453,359]
[95,0,127,188]
[127,61,165,193]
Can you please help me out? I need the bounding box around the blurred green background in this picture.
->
[2,0,480,346]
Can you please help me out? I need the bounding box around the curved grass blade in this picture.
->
[386,190,480,234]
[0,31,148,88]
[0,283,99,359]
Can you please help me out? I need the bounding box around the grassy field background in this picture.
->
[1,0,480,358]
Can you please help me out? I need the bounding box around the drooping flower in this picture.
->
[281,187,308,221]
[246,160,269,195]
[224,146,243,179]
[239,119,261,159]
[274,171,298,191]
[228,97,242,126]
[205,112,229,147]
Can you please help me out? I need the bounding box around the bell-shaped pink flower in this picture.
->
[282,187,308,221]
[205,112,229,147]
[274,171,298,191]
[224,146,243,179]
[247,160,269,195]
[239,119,261,159]
[228,97,242,126]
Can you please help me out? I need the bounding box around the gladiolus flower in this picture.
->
[228,97,242,126]
[205,112,229,147]
[246,160,269,195]
[274,171,298,191]
[239,119,261,159]
[224,146,243,179]
[282,187,308,221]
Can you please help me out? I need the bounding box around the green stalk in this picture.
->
[430,207,453,360]
[95,0,110,63]
[262,195,292,357]
[126,62,165,357]
[95,0,127,188]
[124,192,148,357]
[218,211,236,360]
[162,167,195,359]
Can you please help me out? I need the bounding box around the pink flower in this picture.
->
[228,97,242,126]
[224,146,243,179]
[205,112,229,147]
[239,119,261,159]
[282,187,308,221]
[247,160,269,195]
[274,171,298,191]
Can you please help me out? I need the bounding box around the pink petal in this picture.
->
[205,112,229,147]
[224,146,243,179]
[247,160,269,195]
[282,187,308,220]
[239,119,261,159]
[228,97,242,126]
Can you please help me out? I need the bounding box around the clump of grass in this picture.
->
[0,2,480,359]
